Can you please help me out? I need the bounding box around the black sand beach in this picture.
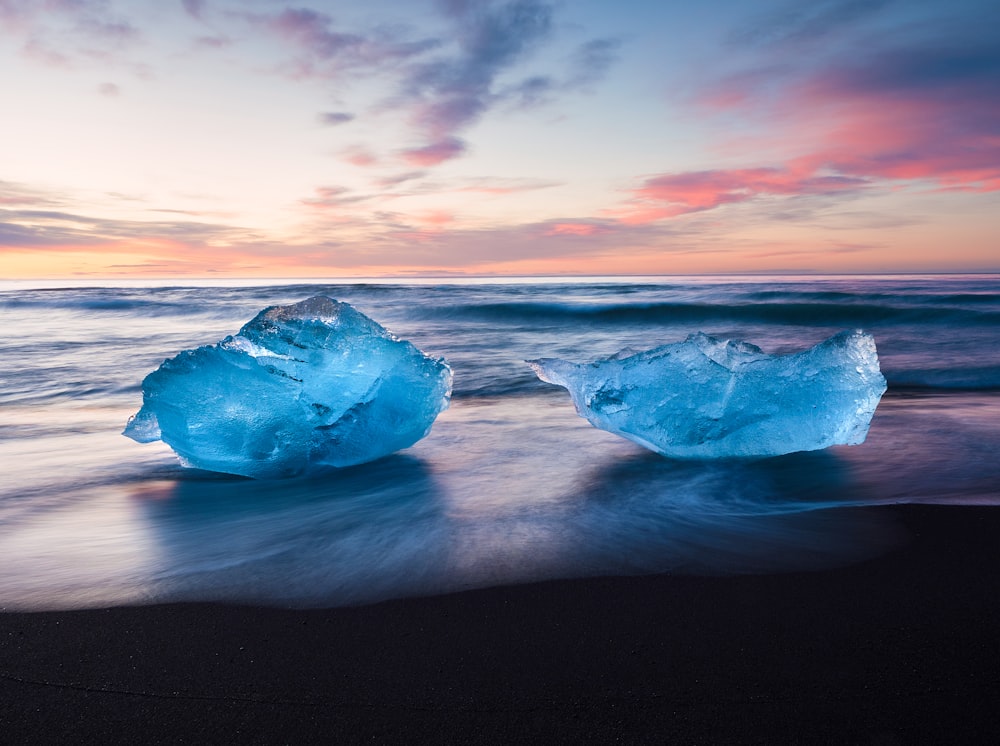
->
[2,503,999,744]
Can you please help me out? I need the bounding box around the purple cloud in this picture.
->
[318,111,355,125]
[0,180,64,208]
[250,6,440,79]
[267,8,363,59]
[730,0,894,48]
[1,0,140,68]
[375,171,428,188]
[500,36,621,108]
[392,3,622,162]
[300,186,375,209]
[194,35,229,50]
[78,15,138,46]
[181,0,206,19]
[565,37,622,89]
[504,74,553,107]
[244,2,618,167]
[701,27,1000,193]
[398,0,552,144]
[400,137,467,167]
[0,205,248,250]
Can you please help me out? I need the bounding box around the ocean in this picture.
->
[1,275,998,611]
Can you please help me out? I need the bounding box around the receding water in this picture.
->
[1,276,998,610]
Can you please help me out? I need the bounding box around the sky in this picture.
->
[1,0,998,278]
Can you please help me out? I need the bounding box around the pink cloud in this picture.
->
[616,168,866,224]
[456,177,561,195]
[414,211,454,228]
[2,1,141,70]
[340,144,378,167]
[194,35,230,50]
[782,90,1000,191]
[0,180,63,207]
[400,137,466,167]
[374,171,427,188]
[700,43,1000,193]
[249,1,606,171]
[182,0,207,19]
[263,8,363,60]
[544,222,610,237]
[620,40,1000,225]
[387,230,441,245]
[300,186,372,210]
[250,6,438,81]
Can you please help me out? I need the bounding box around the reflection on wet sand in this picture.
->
[122,401,906,609]
[6,393,997,611]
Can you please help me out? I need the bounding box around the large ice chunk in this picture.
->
[528,330,886,459]
[124,296,452,478]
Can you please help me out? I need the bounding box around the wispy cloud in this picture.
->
[0,180,65,208]
[0,207,250,248]
[498,35,622,109]
[730,0,894,49]
[616,168,868,224]
[783,43,1000,190]
[239,2,619,168]
[77,14,139,47]
[0,0,141,65]
[339,144,379,167]
[564,37,622,90]
[621,9,1000,225]
[248,6,440,80]
[543,221,612,237]
[181,0,207,20]
[393,0,553,159]
[318,111,355,126]
[399,136,467,166]
[453,176,562,195]
[374,171,428,188]
[194,35,230,50]
[300,186,375,209]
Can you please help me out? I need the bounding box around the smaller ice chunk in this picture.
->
[528,330,887,459]
[124,296,451,478]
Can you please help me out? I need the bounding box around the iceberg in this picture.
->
[124,296,452,478]
[528,330,886,459]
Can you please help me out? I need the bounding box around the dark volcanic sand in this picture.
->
[2,504,999,744]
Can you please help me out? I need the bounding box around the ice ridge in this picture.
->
[124,296,452,478]
[528,330,887,459]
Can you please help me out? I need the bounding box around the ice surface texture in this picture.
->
[529,330,887,459]
[124,296,452,478]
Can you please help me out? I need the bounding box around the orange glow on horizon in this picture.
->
[544,223,608,237]
[4,228,998,280]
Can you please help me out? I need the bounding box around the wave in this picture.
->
[0,289,198,315]
[0,297,189,313]
[449,370,1000,399]
[411,300,1000,327]
[885,367,1000,391]
[743,290,1000,306]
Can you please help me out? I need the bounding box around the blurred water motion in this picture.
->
[1,277,998,610]
[0,397,918,610]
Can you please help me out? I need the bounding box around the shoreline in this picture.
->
[2,502,999,743]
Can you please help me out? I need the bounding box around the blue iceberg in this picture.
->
[125,296,452,478]
[529,330,886,459]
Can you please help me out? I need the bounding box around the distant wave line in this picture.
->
[409,301,1000,326]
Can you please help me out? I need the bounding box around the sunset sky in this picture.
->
[1,0,998,278]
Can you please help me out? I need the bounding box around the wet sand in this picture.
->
[2,503,999,744]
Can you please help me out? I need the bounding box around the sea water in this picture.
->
[1,275,998,610]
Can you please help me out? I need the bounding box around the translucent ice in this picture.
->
[529,330,887,459]
[124,296,452,478]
